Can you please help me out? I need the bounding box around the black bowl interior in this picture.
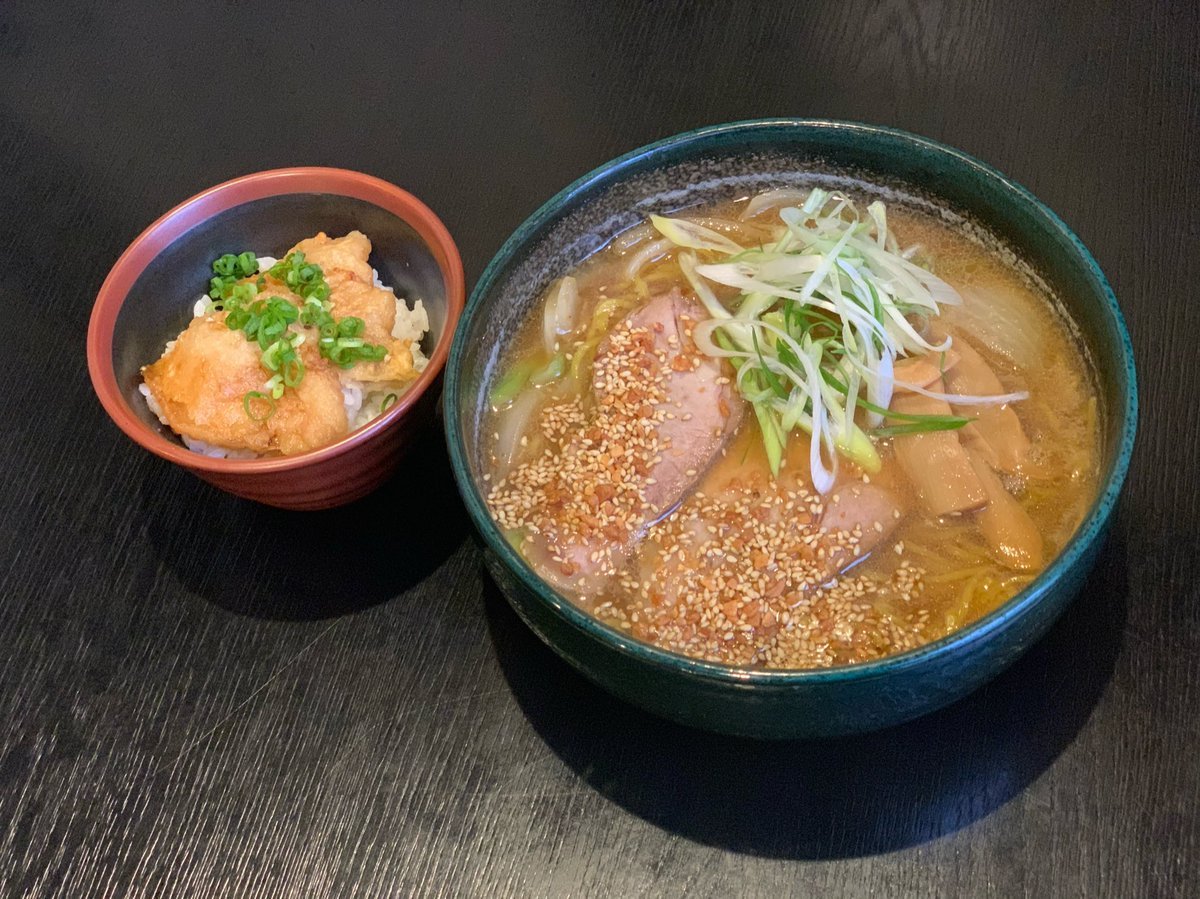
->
[113,193,449,440]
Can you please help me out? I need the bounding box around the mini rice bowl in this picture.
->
[87,166,465,510]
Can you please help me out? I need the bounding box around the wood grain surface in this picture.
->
[1,1,1197,896]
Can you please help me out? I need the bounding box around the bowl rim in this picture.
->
[445,118,1138,686]
[87,166,465,473]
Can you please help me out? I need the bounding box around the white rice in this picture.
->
[141,255,430,458]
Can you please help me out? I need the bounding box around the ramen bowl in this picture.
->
[445,120,1137,738]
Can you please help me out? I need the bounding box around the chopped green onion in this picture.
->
[267,252,330,303]
[243,391,276,422]
[753,403,785,475]
[337,317,364,338]
[208,249,388,401]
[381,393,398,412]
[357,344,386,362]
[492,351,565,403]
[208,252,262,300]
[261,343,283,371]
[281,357,305,387]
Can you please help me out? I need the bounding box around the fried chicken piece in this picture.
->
[328,278,398,345]
[142,315,348,456]
[326,279,417,383]
[289,232,418,384]
[288,230,374,288]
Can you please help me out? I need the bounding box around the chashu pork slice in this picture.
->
[631,477,907,614]
[525,289,744,596]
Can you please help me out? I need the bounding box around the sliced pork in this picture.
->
[490,289,743,595]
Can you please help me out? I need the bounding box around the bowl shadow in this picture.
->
[485,527,1129,859]
[141,415,469,620]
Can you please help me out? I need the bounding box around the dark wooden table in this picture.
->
[2,2,1196,896]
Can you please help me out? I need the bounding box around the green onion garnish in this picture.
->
[209,250,390,418]
[209,252,262,300]
[820,370,970,434]
[381,393,398,412]
[243,391,276,422]
[281,357,305,388]
[267,251,330,303]
[872,419,969,438]
[338,317,364,338]
[654,189,1026,493]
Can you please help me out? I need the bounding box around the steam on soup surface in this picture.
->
[483,187,1099,669]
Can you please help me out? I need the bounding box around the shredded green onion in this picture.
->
[872,419,969,438]
[653,188,1024,492]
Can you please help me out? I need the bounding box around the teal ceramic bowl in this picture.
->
[445,120,1137,739]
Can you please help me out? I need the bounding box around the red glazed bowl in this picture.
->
[87,167,465,510]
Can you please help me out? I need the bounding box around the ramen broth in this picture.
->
[483,188,1099,668]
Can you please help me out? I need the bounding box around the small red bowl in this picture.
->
[87,167,465,510]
